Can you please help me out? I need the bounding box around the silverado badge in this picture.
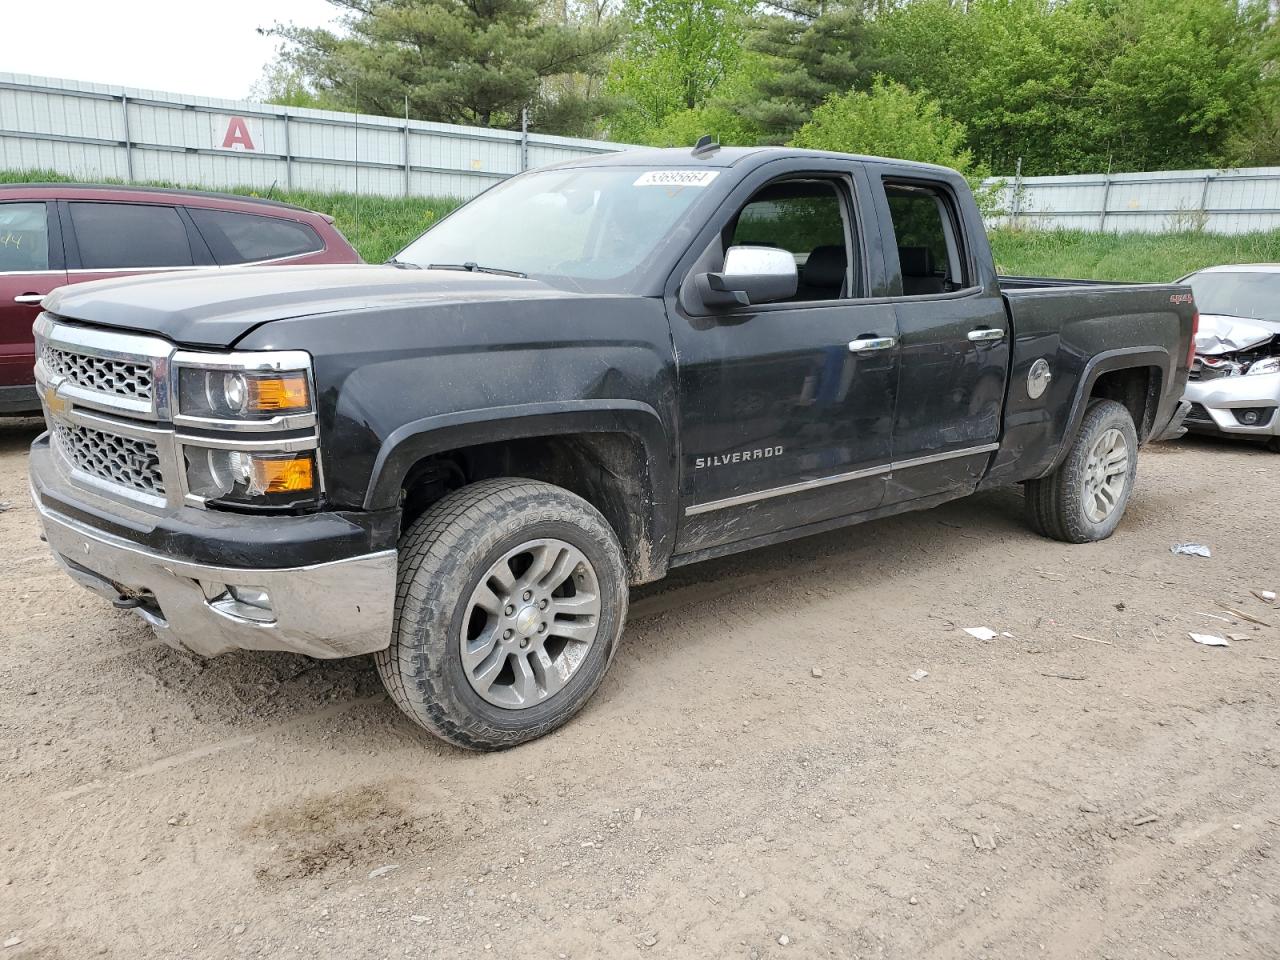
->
[694,446,784,469]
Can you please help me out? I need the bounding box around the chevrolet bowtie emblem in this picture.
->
[41,376,70,416]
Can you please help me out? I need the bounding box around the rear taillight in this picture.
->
[1187,310,1199,368]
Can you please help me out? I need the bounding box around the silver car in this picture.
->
[1179,264,1280,452]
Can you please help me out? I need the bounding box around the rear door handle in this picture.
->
[968,327,1005,343]
[849,336,897,353]
[14,294,45,305]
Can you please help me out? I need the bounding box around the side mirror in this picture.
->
[697,246,798,308]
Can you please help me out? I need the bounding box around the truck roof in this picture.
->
[560,145,962,177]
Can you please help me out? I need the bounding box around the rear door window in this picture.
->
[68,202,194,269]
[188,208,324,265]
[884,183,966,296]
[0,202,50,272]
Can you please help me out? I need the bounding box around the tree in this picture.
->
[249,61,344,110]
[872,0,1279,175]
[639,53,770,146]
[792,78,999,212]
[1092,0,1276,171]
[265,0,619,132]
[792,79,983,173]
[874,0,1115,175]
[603,0,752,143]
[726,0,890,143]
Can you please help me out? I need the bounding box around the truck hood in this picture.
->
[43,264,580,348]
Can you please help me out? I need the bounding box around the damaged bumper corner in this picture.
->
[1150,400,1192,442]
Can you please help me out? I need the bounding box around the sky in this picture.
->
[2,0,341,100]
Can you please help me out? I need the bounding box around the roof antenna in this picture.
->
[691,135,720,158]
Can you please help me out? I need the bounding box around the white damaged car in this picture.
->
[1179,264,1280,453]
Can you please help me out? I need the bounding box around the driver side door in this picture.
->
[670,163,900,557]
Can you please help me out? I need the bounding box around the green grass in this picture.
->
[7,169,1280,278]
[989,227,1280,282]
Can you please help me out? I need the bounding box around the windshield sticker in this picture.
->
[633,170,720,188]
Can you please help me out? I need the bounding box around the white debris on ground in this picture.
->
[1189,633,1230,647]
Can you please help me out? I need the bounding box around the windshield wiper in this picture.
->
[427,261,528,279]
[385,257,421,269]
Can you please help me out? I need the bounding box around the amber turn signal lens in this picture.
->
[247,375,310,412]
[250,455,314,494]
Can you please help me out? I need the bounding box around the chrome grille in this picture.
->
[52,421,165,497]
[40,342,154,403]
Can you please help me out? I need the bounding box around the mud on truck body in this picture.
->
[29,147,1196,749]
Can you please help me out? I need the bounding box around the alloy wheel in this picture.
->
[460,538,601,709]
[1082,427,1129,523]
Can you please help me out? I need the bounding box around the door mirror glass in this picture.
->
[699,245,798,307]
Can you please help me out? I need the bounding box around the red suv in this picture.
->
[0,184,361,414]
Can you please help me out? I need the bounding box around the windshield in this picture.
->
[1183,270,1280,322]
[395,167,721,292]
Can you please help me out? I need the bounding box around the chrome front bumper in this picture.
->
[1183,373,1280,438]
[34,494,396,659]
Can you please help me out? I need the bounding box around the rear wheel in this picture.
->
[376,478,628,751]
[1024,399,1139,543]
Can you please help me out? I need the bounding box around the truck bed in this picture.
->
[981,278,1196,489]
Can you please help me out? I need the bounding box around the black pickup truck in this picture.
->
[28,146,1196,749]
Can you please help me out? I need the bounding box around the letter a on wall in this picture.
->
[210,115,263,152]
[222,117,255,150]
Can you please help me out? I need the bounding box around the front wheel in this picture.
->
[1024,399,1139,543]
[375,478,629,751]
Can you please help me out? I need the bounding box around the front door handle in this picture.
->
[849,335,897,353]
[968,327,1005,343]
[14,293,45,305]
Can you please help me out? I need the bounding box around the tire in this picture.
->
[1024,399,1139,543]
[375,478,628,751]
[1267,436,1280,454]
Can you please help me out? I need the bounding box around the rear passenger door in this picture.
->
[186,208,326,265]
[873,174,1009,504]
[0,201,66,404]
[60,201,212,284]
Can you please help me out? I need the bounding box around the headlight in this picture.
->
[184,447,318,509]
[1246,357,1280,377]
[172,349,322,511]
[177,366,312,420]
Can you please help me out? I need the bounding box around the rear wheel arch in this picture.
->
[1046,349,1169,476]
[1089,365,1163,439]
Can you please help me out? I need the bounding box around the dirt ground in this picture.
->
[1,416,1277,960]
